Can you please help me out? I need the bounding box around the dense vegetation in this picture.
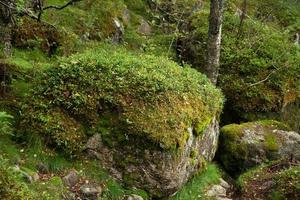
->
[20,45,223,155]
[0,0,299,199]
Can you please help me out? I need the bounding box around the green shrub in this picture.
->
[237,161,300,200]
[0,156,34,200]
[179,0,300,120]
[0,112,14,136]
[20,44,223,155]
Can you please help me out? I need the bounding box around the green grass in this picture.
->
[8,48,54,70]
[169,164,221,200]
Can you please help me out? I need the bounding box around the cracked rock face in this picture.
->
[85,118,220,198]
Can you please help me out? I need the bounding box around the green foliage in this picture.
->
[29,177,66,200]
[169,163,221,200]
[0,112,14,136]
[264,133,279,152]
[20,44,223,154]
[179,0,300,121]
[237,161,300,200]
[270,166,300,199]
[0,156,35,200]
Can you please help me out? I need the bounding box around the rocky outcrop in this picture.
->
[85,118,220,198]
[218,120,300,174]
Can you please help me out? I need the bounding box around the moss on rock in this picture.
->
[218,120,299,175]
[20,44,223,155]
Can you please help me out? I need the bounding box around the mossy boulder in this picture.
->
[237,160,300,200]
[218,120,300,175]
[20,44,223,197]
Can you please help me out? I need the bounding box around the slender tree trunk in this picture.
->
[295,33,299,45]
[0,0,14,58]
[205,0,224,85]
[237,0,247,36]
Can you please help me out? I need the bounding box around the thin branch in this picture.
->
[167,11,184,55]
[248,69,279,87]
[43,0,82,11]
[38,0,82,21]
[0,1,14,10]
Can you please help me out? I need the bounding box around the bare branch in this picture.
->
[38,0,82,21]
[43,0,82,11]
[248,69,279,87]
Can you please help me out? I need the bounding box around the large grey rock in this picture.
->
[218,120,300,174]
[85,118,220,198]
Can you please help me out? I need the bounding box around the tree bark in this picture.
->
[205,0,224,85]
[0,0,14,58]
[237,0,247,36]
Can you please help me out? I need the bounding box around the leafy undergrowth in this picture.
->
[0,133,149,200]
[235,160,300,200]
[178,0,300,126]
[170,164,221,200]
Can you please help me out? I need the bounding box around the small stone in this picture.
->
[124,194,144,200]
[122,9,131,24]
[137,19,151,35]
[36,163,49,174]
[216,198,232,200]
[206,185,226,197]
[80,184,102,199]
[85,134,102,150]
[261,180,274,190]
[63,191,76,200]
[32,172,40,182]
[63,170,79,187]
[219,178,230,189]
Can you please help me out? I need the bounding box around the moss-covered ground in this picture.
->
[236,160,300,200]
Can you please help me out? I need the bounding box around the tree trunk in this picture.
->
[0,0,14,58]
[237,0,247,36]
[205,0,224,85]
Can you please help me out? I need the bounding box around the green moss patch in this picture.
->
[218,120,291,174]
[20,44,223,154]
